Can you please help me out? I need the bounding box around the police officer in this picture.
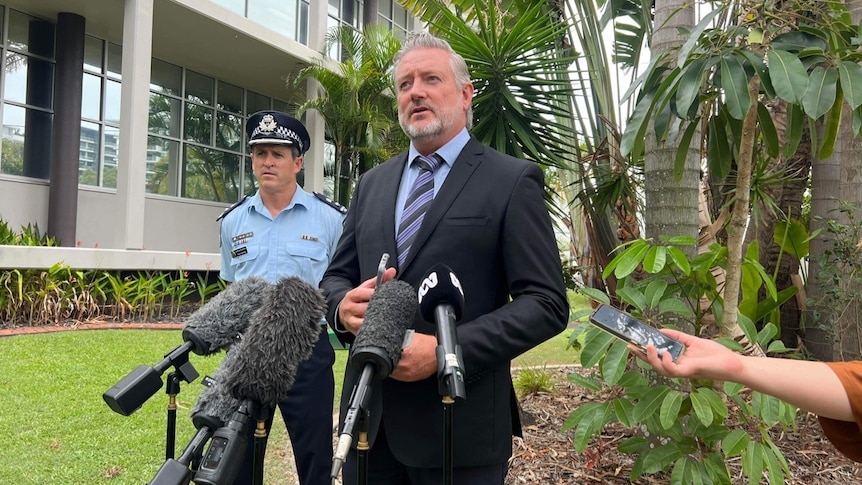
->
[218,110,346,485]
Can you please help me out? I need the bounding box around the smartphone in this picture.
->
[376,253,390,288]
[589,304,684,362]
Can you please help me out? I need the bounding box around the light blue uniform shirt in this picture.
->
[219,187,345,286]
[394,128,471,234]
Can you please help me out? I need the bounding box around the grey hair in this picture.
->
[393,31,473,129]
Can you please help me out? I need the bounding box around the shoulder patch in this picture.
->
[314,192,347,214]
[216,195,250,222]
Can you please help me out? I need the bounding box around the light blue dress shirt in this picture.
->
[394,128,471,234]
[219,187,345,286]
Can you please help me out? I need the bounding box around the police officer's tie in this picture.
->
[396,154,442,266]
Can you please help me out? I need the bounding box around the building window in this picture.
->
[212,0,310,44]
[327,0,362,60]
[146,58,286,203]
[1,8,55,179]
[80,35,122,188]
[378,0,413,40]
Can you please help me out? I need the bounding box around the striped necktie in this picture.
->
[396,154,441,266]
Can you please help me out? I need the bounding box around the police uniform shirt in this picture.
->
[219,188,345,286]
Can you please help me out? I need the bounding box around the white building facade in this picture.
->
[0,0,414,271]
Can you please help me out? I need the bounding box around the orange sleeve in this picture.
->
[817,361,862,462]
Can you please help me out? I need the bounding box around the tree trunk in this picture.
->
[831,0,862,362]
[644,0,700,332]
[720,76,766,357]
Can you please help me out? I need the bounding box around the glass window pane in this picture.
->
[272,99,288,112]
[9,10,55,57]
[147,136,180,196]
[186,70,214,106]
[1,104,26,176]
[105,79,122,124]
[184,105,213,144]
[103,126,119,188]
[81,73,101,120]
[378,0,392,15]
[244,156,257,196]
[151,58,182,96]
[148,93,181,137]
[299,1,309,45]
[78,121,100,186]
[5,53,54,109]
[216,112,243,151]
[393,3,408,27]
[211,0,245,15]
[106,43,122,79]
[246,91,270,114]
[217,82,243,113]
[248,0,296,40]
[183,146,240,202]
[84,36,103,73]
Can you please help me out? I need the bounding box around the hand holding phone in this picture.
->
[589,304,684,362]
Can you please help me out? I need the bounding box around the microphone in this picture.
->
[331,279,417,479]
[418,264,467,400]
[189,350,242,431]
[192,277,326,484]
[221,276,327,408]
[182,276,272,355]
[103,277,272,416]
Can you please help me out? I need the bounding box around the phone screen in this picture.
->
[589,304,684,362]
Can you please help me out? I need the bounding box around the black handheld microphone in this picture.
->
[418,264,467,400]
[192,277,326,485]
[331,279,417,479]
[192,399,255,485]
[103,277,272,416]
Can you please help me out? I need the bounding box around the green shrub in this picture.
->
[568,236,798,484]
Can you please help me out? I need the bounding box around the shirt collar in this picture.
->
[407,128,470,168]
[248,186,312,214]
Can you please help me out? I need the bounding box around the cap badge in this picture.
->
[259,114,278,133]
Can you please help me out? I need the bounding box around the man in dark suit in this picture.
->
[320,31,569,485]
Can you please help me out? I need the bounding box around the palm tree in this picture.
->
[293,24,404,207]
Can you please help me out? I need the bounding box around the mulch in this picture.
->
[508,366,862,484]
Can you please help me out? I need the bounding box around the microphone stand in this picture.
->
[356,409,370,485]
[252,404,272,485]
[434,304,466,485]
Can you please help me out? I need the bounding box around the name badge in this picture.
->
[231,247,248,258]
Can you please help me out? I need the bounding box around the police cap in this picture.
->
[246,110,310,154]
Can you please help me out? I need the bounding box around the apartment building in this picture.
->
[0,0,414,270]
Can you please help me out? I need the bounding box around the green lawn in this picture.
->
[0,325,578,484]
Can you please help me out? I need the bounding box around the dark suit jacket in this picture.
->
[321,137,568,468]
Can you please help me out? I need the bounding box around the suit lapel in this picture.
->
[400,138,485,271]
[379,154,408,261]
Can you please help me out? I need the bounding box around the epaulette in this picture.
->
[216,195,249,222]
[314,192,347,214]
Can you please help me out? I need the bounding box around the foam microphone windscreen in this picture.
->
[350,279,418,379]
[182,276,272,355]
[222,277,326,408]
[189,349,242,431]
[417,264,465,322]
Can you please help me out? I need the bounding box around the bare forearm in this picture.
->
[734,357,853,421]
